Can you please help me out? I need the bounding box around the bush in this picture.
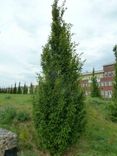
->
[0,106,16,124]
[108,102,117,122]
[33,1,86,155]
[16,111,30,122]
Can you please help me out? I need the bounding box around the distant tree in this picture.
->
[33,0,86,155]
[23,83,28,94]
[91,68,101,98]
[109,45,117,122]
[0,88,1,93]
[1,88,3,93]
[29,83,33,94]
[5,88,7,93]
[0,88,3,93]
[7,87,10,94]
[10,85,13,94]
[13,83,17,94]
[113,45,117,100]
[18,82,22,94]
[3,88,5,93]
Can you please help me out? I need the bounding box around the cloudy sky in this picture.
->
[0,0,117,87]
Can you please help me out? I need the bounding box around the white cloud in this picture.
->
[0,0,117,86]
[64,0,117,71]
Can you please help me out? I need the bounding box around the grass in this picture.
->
[0,94,39,155]
[0,94,117,155]
[0,94,32,113]
[76,97,117,156]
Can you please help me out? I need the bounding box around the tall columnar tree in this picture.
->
[10,85,13,94]
[23,83,28,94]
[30,83,34,94]
[113,45,117,100]
[109,45,117,122]
[13,83,17,94]
[7,87,10,94]
[18,82,22,94]
[33,0,86,155]
[91,68,101,98]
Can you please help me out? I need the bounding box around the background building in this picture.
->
[82,64,115,98]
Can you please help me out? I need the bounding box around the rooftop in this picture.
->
[82,70,104,76]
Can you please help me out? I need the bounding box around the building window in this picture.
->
[108,90,112,98]
[108,72,113,77]
[104,81,111,86]
[109,81,112,86]
[105,91,108,98]
[104,72,108,77]
[104,90,112,98]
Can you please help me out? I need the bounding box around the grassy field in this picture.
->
[0,94,117,156]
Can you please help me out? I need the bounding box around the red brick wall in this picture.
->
[82,64,115,98]
[103,64,114,72]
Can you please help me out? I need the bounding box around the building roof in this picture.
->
[103,63,115,67]
[82,70,103,76]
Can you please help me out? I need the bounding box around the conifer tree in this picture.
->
[30,83,33,94]
[13,83,17,94]
[91,68,101,97]
[23,83,28,94]
[109,45,117,122]
[7,87,10,94]
[33,1,86,155]
[113,45,117,100]
[10,85,13,94]
[18,82,22,94]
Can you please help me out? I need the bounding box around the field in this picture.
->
[0,94,117,156]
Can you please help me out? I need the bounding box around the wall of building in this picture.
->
[82,64,115,98]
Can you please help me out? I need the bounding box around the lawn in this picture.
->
[0,94,32,112]
[0,94,117,156]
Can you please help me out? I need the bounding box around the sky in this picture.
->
[0,0,117,87]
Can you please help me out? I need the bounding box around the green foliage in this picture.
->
[82,98,117,156]
[0,94,117,155]
[10,86,13,94]
[0,106,16,124]
[108,101,117,122]
[109,45,117,122]
[16,111,30,122]
[23,83,28,94]
[13,83,17,94]
[29,83,34,94]
[113,45,117,100]
[18,82,22,94]
[91,68,101,98]
[33,0,86,155]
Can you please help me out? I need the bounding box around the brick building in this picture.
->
[82,63,115,98]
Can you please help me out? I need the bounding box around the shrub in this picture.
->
[110,45,117,122]
[0,106,16,124]
[90,68,101,98]
[108,102,117,122]
[16,111,30,122]
[33,1,86,155]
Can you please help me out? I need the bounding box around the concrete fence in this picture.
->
[0,128,17,156]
